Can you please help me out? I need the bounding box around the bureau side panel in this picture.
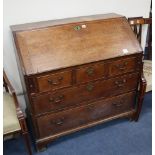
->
[12,31,41,139]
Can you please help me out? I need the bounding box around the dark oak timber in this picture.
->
[11,13,146,151]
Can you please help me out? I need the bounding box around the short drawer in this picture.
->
[32,72,139,115]
[36,70,72,92]
[76,62,105,84]
[36,92,135,138]
[108,56,141,77]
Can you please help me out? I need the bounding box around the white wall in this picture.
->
[3,0,151,108]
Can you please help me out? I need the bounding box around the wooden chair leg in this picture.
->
[19,118,32,155]
[134,74,147,121]
[22,132,32,155]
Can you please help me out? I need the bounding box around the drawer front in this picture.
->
[37,92,135,138]
[108,56,141,77]
[76,62,105,84]
[36,70,72,92]
[32,72,139,115]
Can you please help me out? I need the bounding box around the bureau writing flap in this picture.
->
[11,13,142,75]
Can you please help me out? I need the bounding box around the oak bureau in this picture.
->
[11,13,146,151]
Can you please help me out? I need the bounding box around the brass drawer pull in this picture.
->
[48,77,63,85]
[54,95,64,103]
[87,104,94,110]
[112,102,123,107]
[86,83,94,92]
[56,120,64,125]
[116,62,128,70]
[86,67,94,76]
[49,95,64,103]
[51,118,65,126]
[115,79,126,87]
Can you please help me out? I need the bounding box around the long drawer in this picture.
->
[32,72,139,115]
[36,91,136,138]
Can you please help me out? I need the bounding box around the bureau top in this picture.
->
[11,13,142,75]
[11,13,122,32]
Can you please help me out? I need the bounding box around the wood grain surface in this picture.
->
[12,14,142,75]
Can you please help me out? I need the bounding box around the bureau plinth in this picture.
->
[11,13,146,151]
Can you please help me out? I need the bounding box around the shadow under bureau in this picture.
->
[11,13,146,151]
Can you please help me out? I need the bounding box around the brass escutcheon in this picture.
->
[86,67,94,76]
[86,83,94,92]
[74,25,81,31]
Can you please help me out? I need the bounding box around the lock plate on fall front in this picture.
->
[74,25,81,31]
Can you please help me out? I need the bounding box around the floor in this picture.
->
[4,92,152,155]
